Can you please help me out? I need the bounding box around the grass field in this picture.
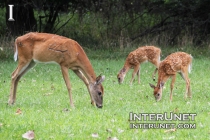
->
[0,47,210,139]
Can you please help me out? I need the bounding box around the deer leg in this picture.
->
[178,72,185,79]
[61,66,74,107]
[149,57,160,81]
[73,70,95,106]
[137,67,141,84]
[152,68,158,81]
[8,61,36,105]
[130,64,140,84]
[170,74,176,101]
[187,78,191,98]
[150,58,160,81]
[180,70,191,99]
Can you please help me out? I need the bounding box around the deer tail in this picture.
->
[188,55,193,73]
[14,39,18,61]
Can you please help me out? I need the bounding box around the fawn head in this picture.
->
[90,75,105,108]
[117,68,126,84]
[149,82,164,101]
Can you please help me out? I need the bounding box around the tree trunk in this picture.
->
[5,0,37,36]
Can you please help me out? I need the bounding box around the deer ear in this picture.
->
[159,82,164,88]
[149,83,155,89]
[120,68,126,73]
[96,74,105,85]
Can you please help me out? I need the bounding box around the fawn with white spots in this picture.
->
[149,52,192,101]
[117,46,161,84]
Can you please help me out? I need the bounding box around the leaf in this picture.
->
[173,107,179,113]
[164,128,176,133]
[91,133,99,138]
[107,137,118,140]
[106,129,112,133]
[43,93,53,96]
[51,85,55,90]
[22,130,35,140]
[142,129,147,133]
[163,136,175,139]
[186,101,191,105]
[63,108,69,112]
[117,128,124,133]
[15,108,22,115]
[199,122,204,127]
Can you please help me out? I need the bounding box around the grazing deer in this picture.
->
[149,52,192,101]
[8,32,105,108]
[117,46,161,84]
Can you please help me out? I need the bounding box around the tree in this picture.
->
[5,0,37,36]
[2,0,210,46]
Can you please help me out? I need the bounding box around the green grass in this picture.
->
[0,48,210,139]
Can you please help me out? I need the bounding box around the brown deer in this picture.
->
[149,52,192,101]
[8,32,105,108]
[117,46,161,84]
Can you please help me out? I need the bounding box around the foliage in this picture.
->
[0,8,6,35]
[0,36,14,60]
[5,0,37,36]
[1,0,210,48]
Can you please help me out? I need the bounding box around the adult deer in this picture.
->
[8,32,105,108]
[117,46,161,84]
[149,52,192,101]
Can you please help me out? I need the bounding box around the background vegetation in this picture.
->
[1,0,210,50]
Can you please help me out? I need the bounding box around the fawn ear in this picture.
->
[149,83,155,89]
[122,68,126,72]
[120,68,126,73]
[159,82,164,88]
[95,74,105,85]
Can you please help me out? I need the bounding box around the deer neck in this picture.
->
[76,48,97,84]
[156,70,168,87]
[81,64,96,84]
[122,64,130,74]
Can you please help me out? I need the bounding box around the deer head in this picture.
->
[117,68,126,84]
[149,82,164,101]
[90,75,105,108]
